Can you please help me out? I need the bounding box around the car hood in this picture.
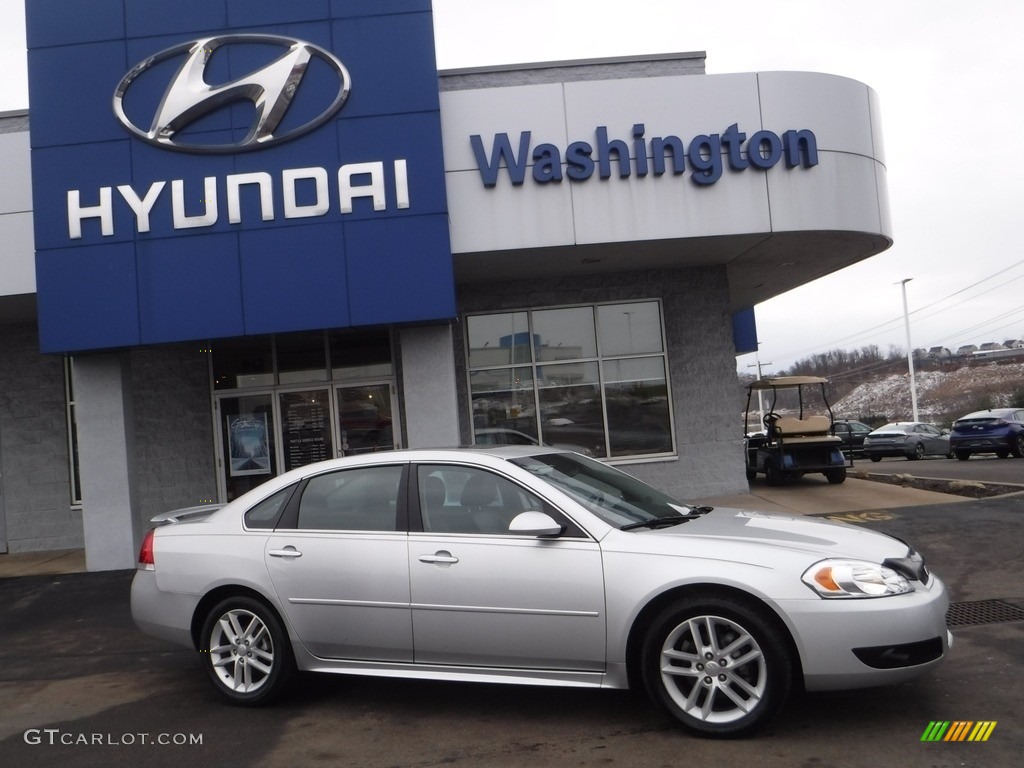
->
[641,507,908,562]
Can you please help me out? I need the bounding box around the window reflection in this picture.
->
[470,366,538,444]
[533,307,597,359]
[278,332,328,384]
[467,301,673,459]
[597,302,663,356]
[330,329,394,382]
[213,337,273,390]
[604,358,672,456]
[538,362,606,457]
[467,312,531,367]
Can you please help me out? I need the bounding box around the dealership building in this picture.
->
[0,1,891,569]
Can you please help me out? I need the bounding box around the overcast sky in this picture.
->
[3,0,1022,374]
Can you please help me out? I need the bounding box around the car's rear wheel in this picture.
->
[201,596,293,706]
[824,468,846,484]
[955,450,971,461]
[908,442,925,460]
[996,448,1010,459]
[869,455,882,463]
[641,596,793,738]
[1012,434,1024,458]
[764,459,783,487]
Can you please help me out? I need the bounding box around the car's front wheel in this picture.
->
[869,455,882,463]
[200,596,294,706]
[641,596,793,738]
[955,450,971,461]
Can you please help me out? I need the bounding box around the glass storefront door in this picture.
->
[216,382,399,502]
[279,389,333,472]
[337,384,397,455]
[219,393,278,502]
[211,329,400,502]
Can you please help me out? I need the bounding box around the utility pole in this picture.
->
[747,350,772,428]
[898,278,920,421]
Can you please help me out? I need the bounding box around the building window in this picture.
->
[467,301,674,460]
[64,357,82,506]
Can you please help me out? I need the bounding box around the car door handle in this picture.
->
[419,551,459,565]
[269,547,303,559]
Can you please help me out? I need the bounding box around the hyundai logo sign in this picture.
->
[112,34,351,154]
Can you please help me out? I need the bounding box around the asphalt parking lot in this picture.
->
[1,490,1021,767]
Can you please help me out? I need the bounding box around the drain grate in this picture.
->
[946,599,1024,627]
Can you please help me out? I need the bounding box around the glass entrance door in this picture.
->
[216,383,399,501]
[337,384,398,455]
[220,393,277,502]
[279,389,333,472]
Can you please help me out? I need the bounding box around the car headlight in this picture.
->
[801,559,912,598]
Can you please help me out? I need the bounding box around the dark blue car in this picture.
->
[949,408,1024,460]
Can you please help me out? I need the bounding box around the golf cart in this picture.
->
[743,376,850,486]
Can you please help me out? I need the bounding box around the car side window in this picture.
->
[297,465,402,531]
[417,465,566,536]
[244,485,294,529]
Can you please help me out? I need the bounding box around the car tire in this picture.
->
[869,456,882,463]
[824,468,846,484]
[200,595,294,706]
[1012,434,1024,458]
[640,596,793,738]
[995,449,1010,459]
[745,466,757,482]
[908,442,925,460]
[954,450,971,461]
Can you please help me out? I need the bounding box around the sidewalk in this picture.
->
[0,477,967,578]
[693,475,968,516]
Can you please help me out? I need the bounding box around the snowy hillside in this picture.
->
[832,362,1024,423]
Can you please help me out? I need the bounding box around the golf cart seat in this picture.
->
[772,415,841,444]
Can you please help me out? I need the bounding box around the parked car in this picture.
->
[949,408,1024,460]
[830,419,873,457]
[742,376,849,485]
[862,422,952,461]
[131,447,950,738]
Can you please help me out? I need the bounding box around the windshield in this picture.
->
[510,452,693,528]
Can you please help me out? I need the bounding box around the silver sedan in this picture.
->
[131,447,951,738]
[863,422,953,461]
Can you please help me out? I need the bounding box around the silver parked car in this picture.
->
[131,447,951,738]
[862,422,953,462]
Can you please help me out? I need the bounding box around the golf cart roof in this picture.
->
[747,376,830,390]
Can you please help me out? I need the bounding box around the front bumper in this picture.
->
[778,573,951,691]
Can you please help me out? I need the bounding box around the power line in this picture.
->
[768,259,1024,366]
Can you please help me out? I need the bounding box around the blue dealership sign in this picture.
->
[27,0,454,353]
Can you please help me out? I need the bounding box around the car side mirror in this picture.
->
[508,511,563,537]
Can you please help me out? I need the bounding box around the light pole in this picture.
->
[899,278,920,421]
